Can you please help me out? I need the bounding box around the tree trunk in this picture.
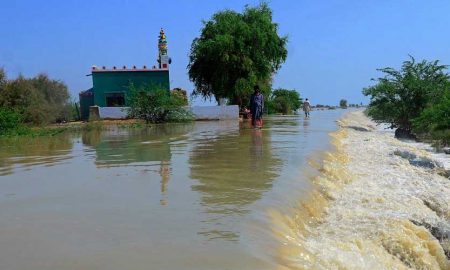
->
[394,128,417,140]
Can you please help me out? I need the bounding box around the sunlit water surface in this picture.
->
[0,110,344,270]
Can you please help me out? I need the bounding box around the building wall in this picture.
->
[95,106,239,120]
[92,70,170,107]
[79,88,94,120]
[190,105,239,120]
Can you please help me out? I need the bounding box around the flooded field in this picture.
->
[0,110,344,270]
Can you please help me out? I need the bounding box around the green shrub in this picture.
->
[267,88,302,114]
[430,130,450,146]
[0,107,25,135]
[363,57,449,134]
[0,107,72,137]
[412,92,450,145]
[127,85,194,123]
[82,121,104,132]
[0,107,22,131]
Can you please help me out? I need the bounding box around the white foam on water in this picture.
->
[271,111,450,270]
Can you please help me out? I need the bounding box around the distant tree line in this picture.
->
[0,68,78,135]
[348,103,363,108]
[363,56,450,146]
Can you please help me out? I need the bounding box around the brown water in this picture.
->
[0,110,344,270]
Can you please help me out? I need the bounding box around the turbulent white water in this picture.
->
[272,111,450,270]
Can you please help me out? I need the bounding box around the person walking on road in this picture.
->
[303,98,311,118]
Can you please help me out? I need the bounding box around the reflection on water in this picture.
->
[0,110,344,270]
[159,161,170,205]
[303,117,310,129]
[82,124,194,167]
[0,134,73,176]
[189,122,282,241]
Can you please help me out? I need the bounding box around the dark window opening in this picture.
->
[106,93,125,107]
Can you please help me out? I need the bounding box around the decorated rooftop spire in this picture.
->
[158,28,167,55]
[158,28,170,69]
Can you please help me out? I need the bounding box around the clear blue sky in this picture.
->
[1,0,450,106]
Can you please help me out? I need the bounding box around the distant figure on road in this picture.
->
[250,85,264,128]
[303,98,311,118]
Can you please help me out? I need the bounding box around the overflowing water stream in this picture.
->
[270,111,450,270]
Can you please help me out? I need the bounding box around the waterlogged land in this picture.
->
[2,110,447,269]
[272,111,450,269]
[0,110,344,270]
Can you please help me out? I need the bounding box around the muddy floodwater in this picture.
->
[0,110,344,270]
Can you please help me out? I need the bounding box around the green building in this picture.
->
[79,29,171,120]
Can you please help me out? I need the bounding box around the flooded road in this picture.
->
[0,110,343,270]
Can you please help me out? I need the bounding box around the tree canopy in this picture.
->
[267,88,302,114]
[339,99,348,108]
[188,3,288,106]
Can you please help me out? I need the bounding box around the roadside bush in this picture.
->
[67,101,81,121]
[269,96,291,114]
[171,88,189,106]
[0,107,24,135]
[363,56,449,137]
[267,88,302,114]
[412,92,450,145]
[127,85,194,123]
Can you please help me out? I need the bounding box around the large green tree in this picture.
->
[363,56,449,137]
[0,69,6,88]
[188,3,288,106]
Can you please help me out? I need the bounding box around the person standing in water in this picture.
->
[303,98,311,118]
[250,85,264,128]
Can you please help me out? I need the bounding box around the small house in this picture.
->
[79,29,171,120]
